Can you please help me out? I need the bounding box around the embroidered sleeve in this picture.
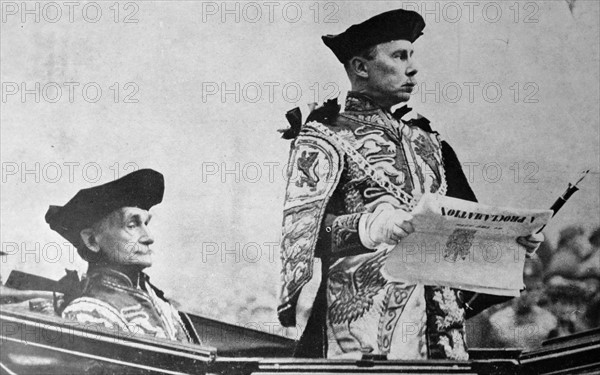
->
[318,213,373,258]
[279,132,343,327]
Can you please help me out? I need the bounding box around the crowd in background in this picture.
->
[468,225,600,349]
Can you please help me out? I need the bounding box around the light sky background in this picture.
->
[1,0,599,329]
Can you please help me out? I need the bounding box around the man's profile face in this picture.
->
[364,39,418,107]
[92,207,155,269]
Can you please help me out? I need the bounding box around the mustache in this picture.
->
[100,241,153,253]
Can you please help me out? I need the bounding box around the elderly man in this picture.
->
[278,9,543,359]
[45,169,198,344]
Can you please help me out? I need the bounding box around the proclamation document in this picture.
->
[383,194,553,296]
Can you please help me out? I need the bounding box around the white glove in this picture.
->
[358,203,415,249]
[517,232,545,257]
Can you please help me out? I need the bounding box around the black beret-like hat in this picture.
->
[322,9,425,64]
[45,169,164,251]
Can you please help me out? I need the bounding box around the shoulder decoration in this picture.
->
[279,99,341,140]
[391,105,435,133]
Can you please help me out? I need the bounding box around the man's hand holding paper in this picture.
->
[517,232,545,256]
[358,200,415,249]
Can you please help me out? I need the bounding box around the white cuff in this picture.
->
[358,213,378,250]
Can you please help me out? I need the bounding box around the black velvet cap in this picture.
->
[322,9,425,63]
[45,169,164,250]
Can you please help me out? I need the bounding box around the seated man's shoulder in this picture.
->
[62,296,130,331]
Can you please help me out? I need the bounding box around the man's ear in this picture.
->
[348,56,369,79]
[80,228,100,253]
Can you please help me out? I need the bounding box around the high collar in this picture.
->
[344,91,411,116]
[343,91,433,133]
[344,91,385,112]
[86,265,148,289]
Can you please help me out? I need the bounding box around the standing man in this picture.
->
[278,9,543,359]
[46,169,199,344]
